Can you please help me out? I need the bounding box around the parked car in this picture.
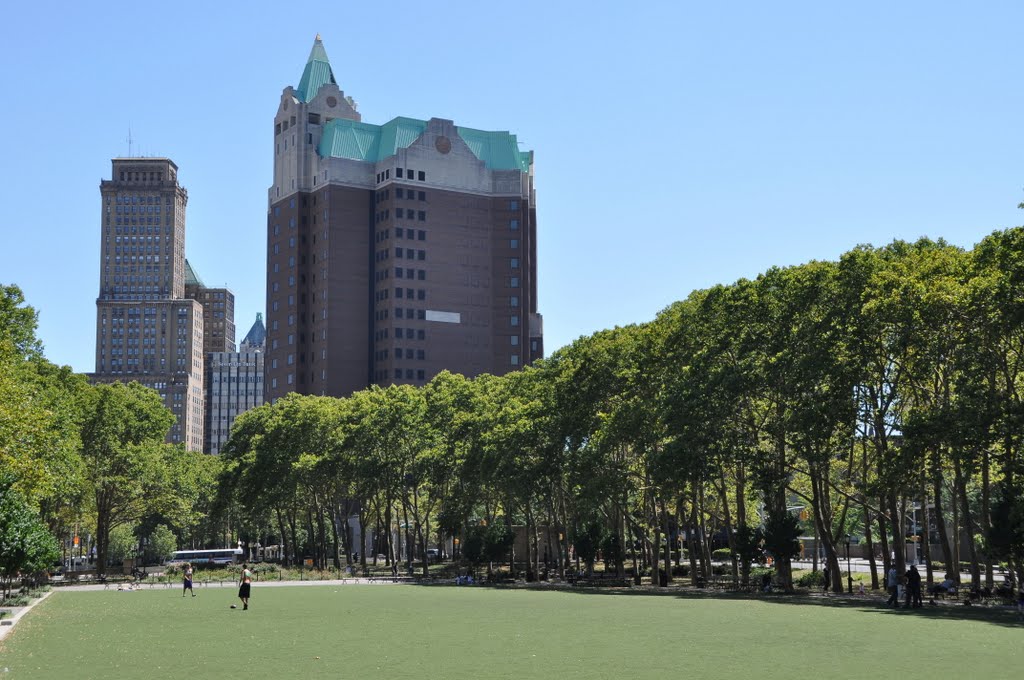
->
[426,548,442,562]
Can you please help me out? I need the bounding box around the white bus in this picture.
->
[167,548,243,567]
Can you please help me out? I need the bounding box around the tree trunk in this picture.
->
[931,450,954,571]
[953,456,981,588]
[275,507,291,567]
[981,447,993,589]
[875,495,890,576]
[719,474,738,582]
[661,497,672,584]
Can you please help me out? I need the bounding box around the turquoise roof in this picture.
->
[455,126,531,172]
[184,259,205,287]
[295,38,337,103]
[318,117,530,171]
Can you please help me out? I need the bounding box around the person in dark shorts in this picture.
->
[183,563,195,597]
[238,563,253,610]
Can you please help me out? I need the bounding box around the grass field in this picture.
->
[1,584,1021,679]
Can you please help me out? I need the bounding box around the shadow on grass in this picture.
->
[422,580,1023,630]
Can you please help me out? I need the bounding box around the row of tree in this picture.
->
[218,228,1024,592]
[5,227,1024,590]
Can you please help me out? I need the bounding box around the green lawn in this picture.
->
[1,585,1021,679]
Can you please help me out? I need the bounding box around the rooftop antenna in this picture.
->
[126,125,134,158]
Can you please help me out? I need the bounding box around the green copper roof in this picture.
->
[318,117,530,171]
[455,126,531,172]
[184,259,205,287]
[295,38,337,103]
[319,117,427,162]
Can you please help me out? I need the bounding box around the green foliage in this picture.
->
[711,548,732,560]
[733,526,764,566]
[146,524,177,564]
[796,570,825,587]
[761,512,802,563]
[107,524,137,564]
[462,524,514,566]
[987,484,1024,568]
[601,533,625,566]
[573,520,607,566]
[0,474,59,596]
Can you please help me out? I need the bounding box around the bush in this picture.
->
[796,570,825,587]
[1,595,30,607]
[253,563,278,575]
[712,548,733,561]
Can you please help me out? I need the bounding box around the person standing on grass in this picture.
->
[238,563,253,610]
[885,566,898,606]
[822,565,830,594]
[904,565,922,608]
[182,563,195,597]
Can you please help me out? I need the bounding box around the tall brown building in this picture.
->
[265,37,543,401]
[92,158,205,451]
[184,260,236,354]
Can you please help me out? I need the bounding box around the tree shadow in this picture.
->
[461,582,1024,630]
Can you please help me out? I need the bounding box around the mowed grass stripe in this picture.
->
[1,586,1021,679]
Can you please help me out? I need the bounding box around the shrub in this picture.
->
[712,548,733,561]
[1,595,30,607]
[796,570,825,587]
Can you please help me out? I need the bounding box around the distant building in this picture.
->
[92,157,205,451]
[205,314,265,455]
[264,36,543,402]
[184,260,235,354]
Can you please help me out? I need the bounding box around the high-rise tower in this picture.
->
[265,37,543,402]
[92,157,205,451]
[205,313,265,455]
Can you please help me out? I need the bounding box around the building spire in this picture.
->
[296,35,337,102]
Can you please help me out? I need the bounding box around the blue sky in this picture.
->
[2,1,1022,373]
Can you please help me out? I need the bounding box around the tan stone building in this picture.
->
[92,158,205,451]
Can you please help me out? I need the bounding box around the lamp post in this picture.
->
[845,535,852,594]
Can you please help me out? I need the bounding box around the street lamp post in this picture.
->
[845,535,852,594]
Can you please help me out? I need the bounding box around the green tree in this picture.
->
[0,475,59,598]
[146,524,177,565]
[79,382,175,575]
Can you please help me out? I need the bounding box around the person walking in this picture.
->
[885,566,898,606]
[822,565,830,594]
[237,563,253,610]
[182,563,195,597]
